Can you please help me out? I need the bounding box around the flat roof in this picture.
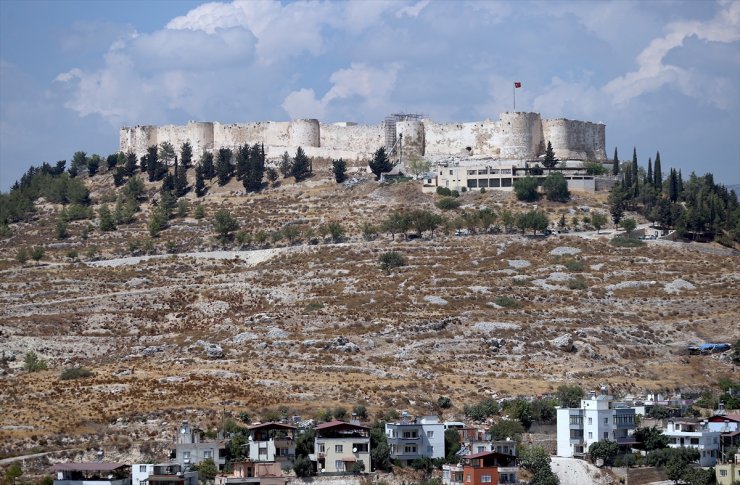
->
[248,422,296,431]
[52,463,127,472]
[314,420,369,431]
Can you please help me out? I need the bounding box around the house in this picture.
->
[442,451,518,485]
[215,461,289,485]
[664,419,720,467]
[385,414,445,465]
[132,463,197,485]
[707,414,740,450]
[455,428,517,457]
[716,453,740,485]
[53,463,131,485]
[312,420,371,473]
[247,423,296,464]
[173,420,228,470]
[556,388,637,457]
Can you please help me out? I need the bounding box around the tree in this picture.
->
[556,384,584,408]
[124,151,138,176]
[500,210,515,233]
[113,167,125,187]
[407,156,431,177]
[87,154,100,176]
[653,151,662,189]
[353,405,368,420]
[4,463,22,485]
[588,440,619,465]
[332,158,347,183]
[146,145,159,182]
[612,147,619,176]
[195,164,206,197]
[369,146,393,180]
[279,151,293,178]
[504,399,533,429]
[513,176,540,202]
[71,151,88,176]
[99,205,116,231]
[665,456,687,484]
[24,351,47,372]
[159,141,176,167]
[542,141,558,170]
[16,248,29,264]
[193,458,217,481]
[200,151,215,180]
[180,142,193,169]
[175,161,189,197]
[326,221,344,242]
[634,426,669,451]
[123,176,145,201]
[463,398,499,422]
[519,445,559,485]
[437,396,452,409]
[30,246,44,261]
[216,148,233,186]
[489,419,525,441]
[608,185,627,225]
[266,167,279,186]
[542,172,570,202]
[379,251,406,273]
[591,212,608,233]
[291,146,311,181]
[444,428,461,462]
[620,218,637,237]
[55,218,69,240]
[436,197,461,210]
[381,211,412,240]
[371,423,392,471]
[213,209,239,243]
[148,209,168,237]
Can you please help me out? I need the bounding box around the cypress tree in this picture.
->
[631,148,639,196]
[195,164,206,197]
[146,145,159,182]
[653,151,662,190]
[216,148,233,186]
[200,151,215,180]
[677,169,684,200]
[291,146,311,181]
[124,151,138,177]
[647,157,652,185]
[669,169,678,203]
[175,160,189,197]
[612,147,619,176]
[180,142,193,169]
[236,144,250,181]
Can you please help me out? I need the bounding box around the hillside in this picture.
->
[0,160,738,456]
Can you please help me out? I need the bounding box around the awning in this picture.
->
[342,456,357,462]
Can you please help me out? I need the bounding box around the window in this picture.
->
[183,452,190,460]
[139,466,147,473]
[402,431,418,439]
[334,460,344,472]
[335,445,343,453]
[570,416,583,425]
[450,170,453,175]
[466,474,471,483]
[404,445,417,454]
[477,446,486,453]
[318,443,325,453]
[570,430,584,439]
[604,418,608,424]
[427,431,434,438]
[720,470,727,477]
[588,432,593,439]
[353,443,368,453]
[481,476,492,483]
[203,450,212,459]
[588,417,592,425]
[603,432,609,439]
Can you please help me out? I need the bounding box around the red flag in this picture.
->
[514,82,522,88]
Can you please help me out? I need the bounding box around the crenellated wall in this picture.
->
[119,113,606,162]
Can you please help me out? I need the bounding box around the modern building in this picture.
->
[215,461,289,485]
[455,428,517,457]
[664,419,721,467]
[442,451,518,485]
[312,420,371,473]
[556,388,637,457]
[386,415,445,465]
[173,420,228,470]
[716,453,740,485]
[53,463,131,485]
[132,463,197,485]
[247,423,296,464]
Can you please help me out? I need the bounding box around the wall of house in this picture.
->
[315,437,370,473]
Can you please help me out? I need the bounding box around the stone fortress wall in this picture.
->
[119,112,606,163]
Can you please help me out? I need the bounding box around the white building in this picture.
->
[132,463,197,485]
[247,422,296,464]
[556,389,636,457]
[664,419,721,467]
[386,415,445,465]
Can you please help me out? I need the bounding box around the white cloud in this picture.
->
[396,0,430,18]
[603,0,740,108]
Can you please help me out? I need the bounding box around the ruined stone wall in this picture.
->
[498,111,543,159]
[119,125,157,156]
[396,120,425,157]
[319,123,384,153]
[542,119,607,161]
[424,122,478,156]
[212,121,291,151]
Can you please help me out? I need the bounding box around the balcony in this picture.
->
[497,467,518,474]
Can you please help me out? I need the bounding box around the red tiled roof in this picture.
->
[52,463,127,472]
[465,451,509,459]
[709,414,740,422]
[248,422,296,430]
[314,420,369,430]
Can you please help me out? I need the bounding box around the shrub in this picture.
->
[437,396,452,409]
[494,296,520,308]
[435,197,461,210]
[23,351,47,372]
[326,221,344,242]
[610,236,645,247]
[460,186,467,192]
[513,176,540,201]
[489,419,525,441]
[589,440,619,465]
[480,187,486,193]
[542,172,570,202]
[30,246,44,261]
[567,277,587,290]
[16,248,29,264]
[292,456,314,477]
[194,205,205,219]
[350,460,365,474]
[563,259,585,272]
[60,367,93,380]
[436,186,452,196]
[379,251,406,273]
[66,249,78,260]
[463,398,499,421]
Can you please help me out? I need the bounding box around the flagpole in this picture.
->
[513,83,516,111]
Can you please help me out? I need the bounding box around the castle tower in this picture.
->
[289,119,320,147]
[498,112,543,159]
[396,119,425,158]
[187,121,214,155]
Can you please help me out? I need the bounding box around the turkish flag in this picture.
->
[514,82,522,88]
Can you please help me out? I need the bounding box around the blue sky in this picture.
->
[1,0,739,190]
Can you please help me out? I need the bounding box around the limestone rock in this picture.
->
[551,334,574,352]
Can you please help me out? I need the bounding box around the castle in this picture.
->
[119,112,607,163]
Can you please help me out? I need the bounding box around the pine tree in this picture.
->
[243,143,264,192]
[235,144,250,181]
[146,145,159,182]
[99,205,116,231]
[161,172,175,193]
[200,151,215,180]
[542,141,558,170]
[180,142,193,169]
[113,167,125,187]
[612,147,619,176]
[175,160,189,197]
[291,146,311,181]
[653,151,662,190]
[647,157,652,185]
[279,151,293,178]
[124,151,137,176]
[332,159,347,183]
[369,146,393,180]
[195,164,206,197]
[216,148,233,186]
[158,142,176,167]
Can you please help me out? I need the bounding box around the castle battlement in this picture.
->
[119,112,606,162]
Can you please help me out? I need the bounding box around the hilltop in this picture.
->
[0,157,737,457]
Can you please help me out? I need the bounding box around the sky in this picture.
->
[1,0,739,190]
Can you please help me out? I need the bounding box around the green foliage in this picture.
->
[435,197,461,210]
[410,210,444,236]
[503,399,533,429]
[556,384,585,408]
[634,426,669,451]
[30,246,44,261]
[379,251,406,273]
[15,247,29,264]
[23,351,47,372]
[334,406,348,420]
[350,460,366,474]
[542,141,559,169]
[294,428,315,458]
[519,445,559,485]
[584,161,608,175]
[588,440,619,465]
[194,204,205,220]
[216,148,234,186]
[645,447,699,467]
[266,167,279,186]
[5,463,23,483]
[200,151,215,180]
[193,458,217,481]
[361,222,378,241]
[60,367,93,380]
[369,146,393,180]
[562,258,585,272]
[437,396,452,409]
[610,236,645,247]
[55,218,69,239]
[353,405,368,420]
[444,428,461,462]
[87,154,101,176]
[620,218,637,236]
[463,398,499,422]
[590,212,608,233]
[241,143,265,192]
[542,172,570,202]
[370,421,392,471]
[407,157,431,177]
[326,221,344,242]
[381,211,412,240]
[98,205,116,231]
[213,209,239,243]
[332,158,347,183]
[494,296,520,308]
[291,146,312,181]
[489,419,525,441]
[515,210,549,235]
[514,176,540,201]
[147,209,168,237]
[279,151,293,178]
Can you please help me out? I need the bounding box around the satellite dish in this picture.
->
[181,428,186,434]
[352,448,358,453]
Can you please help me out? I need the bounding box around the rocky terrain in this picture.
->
[0,161,738,456]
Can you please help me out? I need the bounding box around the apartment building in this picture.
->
[386,415,445,465]
[312,420,371,473]
[247,422,296,465]
[442,451,518,485]
[173,421,228,470]
[132,463,197,485]
[664,419,721,467]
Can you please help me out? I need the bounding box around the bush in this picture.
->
[494,296,520,308]
[567,277,587,290]
[60,367,93,380]
[542,172,570,202]
[460,186,467,192]
[30,246,44,261]
[513,176,540,202]
[436,186,452,196]
[435,197,461,210]
[610,236,645,247]
[23,351,47,372]
[292,456,314,477]
[437,396,452,409]
[463,398,499,421]
[562,258,585,272]
[16,248,29,264]
[379,251,406,273]
[588,440,619,465]
[480,187,486,193]
[489,419,525,441]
